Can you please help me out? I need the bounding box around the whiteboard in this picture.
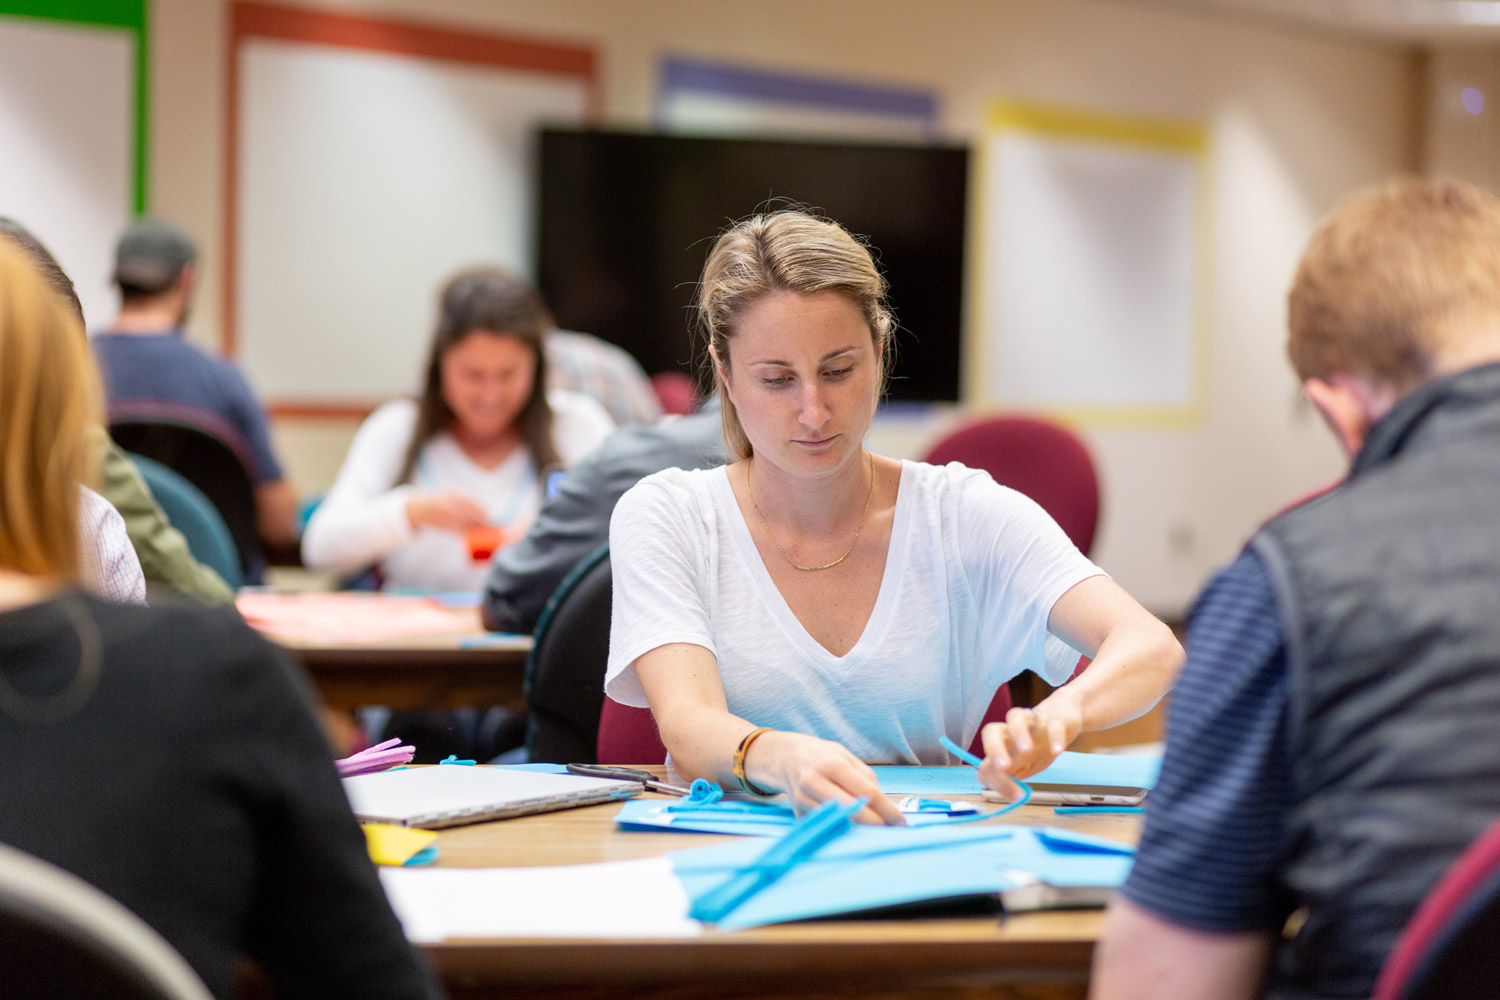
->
[980,122,1206,421]
[237,39,588,404]
[0,16,133,329]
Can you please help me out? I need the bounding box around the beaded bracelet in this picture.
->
[732,726,775,796]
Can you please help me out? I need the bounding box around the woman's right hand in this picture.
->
[747,731,906,826]
[404,491,489,533]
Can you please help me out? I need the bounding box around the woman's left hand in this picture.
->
[977,694,1084,801]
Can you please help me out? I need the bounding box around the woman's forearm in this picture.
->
[655,701,763,788]
[635,642,762,788]
[1040,617,1182,733]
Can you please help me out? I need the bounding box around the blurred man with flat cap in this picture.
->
[93,218,299,569]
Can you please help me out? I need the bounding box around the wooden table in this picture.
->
[420,767,1139,1000]
[237,592,532,710]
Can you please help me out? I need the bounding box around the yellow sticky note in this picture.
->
[362,823,439,867]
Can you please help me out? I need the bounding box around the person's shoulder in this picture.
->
[157,337,260,394]
[611,467,727,560]
[548,387,613,426]
[1190,547,1279,623]
[905,458,994,486]
[91,330,201,365]
[901,458,1018,509]
[88,331,129,356]
[549,328,640,368]
[593,411,726,465]
[616,465,723,518]
[902,460,1076,555]
[656,410,726,453]
[365,397,418,421]
[90,596,277,670]
[547,388,616,458]
[88,598,315,736]
[356,398,419,438]
[76,484,115,524]
[636,463,723,492]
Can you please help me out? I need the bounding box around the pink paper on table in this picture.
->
[237,592,476,646]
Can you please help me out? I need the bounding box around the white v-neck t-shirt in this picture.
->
[605,460,1104,765]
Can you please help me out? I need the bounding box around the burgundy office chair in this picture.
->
[922,414,1100,554]
[649,371,699,416]
[108,401,267,583]
[1373,817,1500,1000]
[596,697,668,765]
[922,414,1101,751]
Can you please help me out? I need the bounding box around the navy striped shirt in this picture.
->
[1121,549,1297,932]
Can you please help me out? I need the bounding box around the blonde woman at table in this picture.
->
[304,267,614,591]
[605,210,1182,825]
[0,241,440,998]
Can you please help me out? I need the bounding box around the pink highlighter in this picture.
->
[336,738,415,777]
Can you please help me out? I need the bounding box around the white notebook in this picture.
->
[342,766,641,829]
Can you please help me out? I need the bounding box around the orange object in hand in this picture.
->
[465,525,507,562]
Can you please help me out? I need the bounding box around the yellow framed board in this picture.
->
[970,103,1212,427]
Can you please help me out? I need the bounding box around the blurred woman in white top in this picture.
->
[304,269,613,591]
[606,210,1182,824]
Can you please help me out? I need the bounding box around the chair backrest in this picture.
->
[523,543,615,763]
[598,696,668,765]
[650,371,699,416]
[108,411,264,583]
[921,414,1100,556]
[969,685,1013,758]
[0,842,213,1000]
[127,453,243,588]
[1373,817,1500,1000]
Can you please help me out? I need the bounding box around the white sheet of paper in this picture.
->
[378,857,702,942]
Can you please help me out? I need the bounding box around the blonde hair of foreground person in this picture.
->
[1290,176,1500,389]
[0,239,99,584]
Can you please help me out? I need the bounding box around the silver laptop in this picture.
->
[343,766,641,829]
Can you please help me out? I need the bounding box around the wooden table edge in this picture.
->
[428,935,1097,987]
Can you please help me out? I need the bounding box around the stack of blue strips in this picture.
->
[617,776,1006,835]
[671,818,1135,929]
[613,751,1160,836]
[616,796,995,835]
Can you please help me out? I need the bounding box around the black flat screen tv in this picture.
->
[535,129,967,403]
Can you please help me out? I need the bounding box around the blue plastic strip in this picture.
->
[689,797,863,922]
[403,844,439,866]
[938,735,1033,816]
[1053,805,1146,815]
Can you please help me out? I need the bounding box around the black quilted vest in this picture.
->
[1251,362,1500,1000]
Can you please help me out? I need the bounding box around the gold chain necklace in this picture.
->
[746,450,875,571]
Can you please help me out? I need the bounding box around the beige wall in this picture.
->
[146,0,1424,614]
[1424,45,1500,191]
